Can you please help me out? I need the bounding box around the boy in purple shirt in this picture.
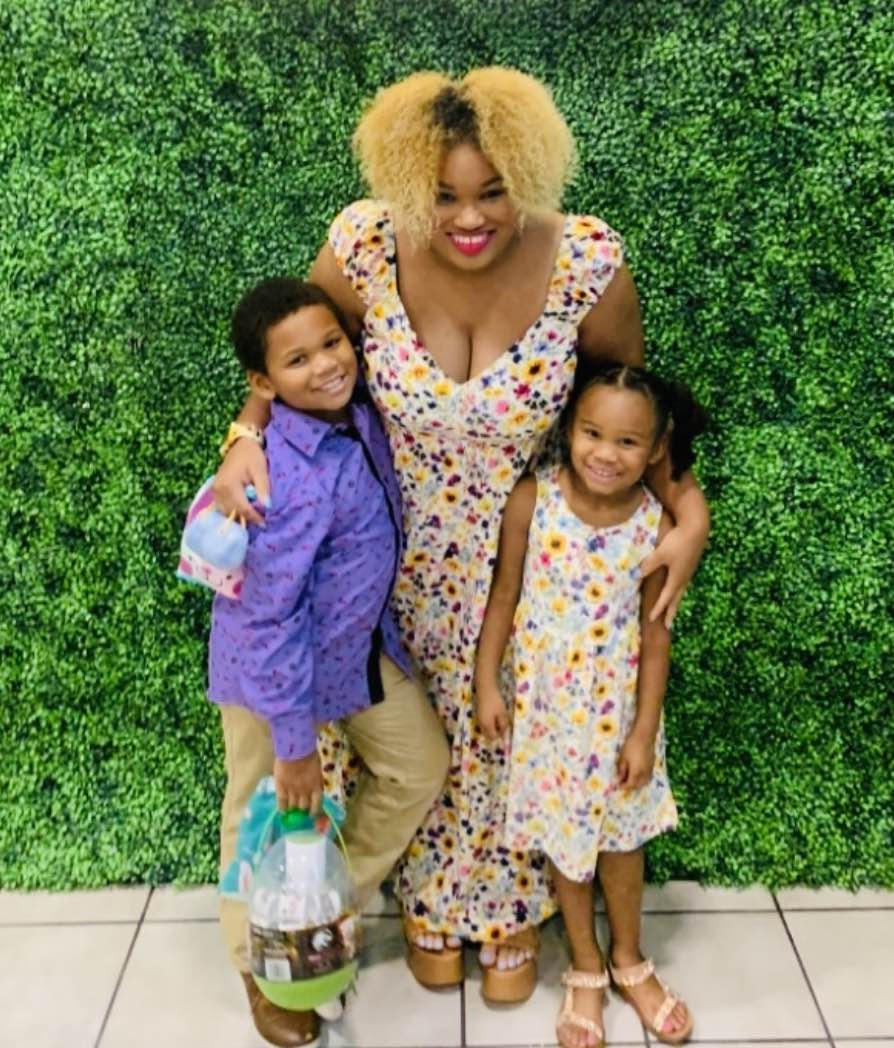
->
[210,278,449,1048]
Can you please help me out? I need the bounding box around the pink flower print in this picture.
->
[495,400,510,415]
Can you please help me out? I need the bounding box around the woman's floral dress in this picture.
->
[325,199,624,941]
[506,468,678,882]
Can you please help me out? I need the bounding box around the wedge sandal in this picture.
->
[480,926,540,1004]
[403,918,464,988]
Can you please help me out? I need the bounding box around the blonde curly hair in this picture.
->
[352,67,577,243]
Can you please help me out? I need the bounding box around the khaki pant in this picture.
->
[218,655,449,972]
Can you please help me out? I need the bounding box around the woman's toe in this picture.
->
[479,945,495,967]
[446,935,462,949]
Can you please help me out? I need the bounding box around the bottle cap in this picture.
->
[281,808,315,833]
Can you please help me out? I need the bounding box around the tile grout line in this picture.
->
[771,891,836,1048]
[93,886,154,1048]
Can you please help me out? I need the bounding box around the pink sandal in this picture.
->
[557,967,610,1048]
[609,957,693,1044]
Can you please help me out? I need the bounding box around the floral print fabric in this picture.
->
[506,469,678,882]
[324,199,624,939]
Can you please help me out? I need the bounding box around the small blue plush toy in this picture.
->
[177,478,257,598]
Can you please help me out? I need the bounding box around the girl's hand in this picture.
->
[274,752,324,815]
[617,731,656,790]
[213,438,270,526]
[476,685,511,742]
[639,520,708,628]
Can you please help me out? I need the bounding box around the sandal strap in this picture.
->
[500,926,540,951]
[610,956,655,986]
[611,957,688,1037]
[559,1005,605,1039]
[652,989,682,1036]
[562,966,610,990]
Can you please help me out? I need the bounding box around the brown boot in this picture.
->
[240,972,320,1047]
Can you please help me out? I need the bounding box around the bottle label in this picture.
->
[250,913,359,982]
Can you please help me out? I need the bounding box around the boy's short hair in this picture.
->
[230,277,350,373]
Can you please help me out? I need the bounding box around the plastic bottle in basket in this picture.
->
[249,809,359,1010]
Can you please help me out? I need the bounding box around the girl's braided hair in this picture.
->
[563,358,709,480]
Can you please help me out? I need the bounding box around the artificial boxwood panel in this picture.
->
[2,0,892,888]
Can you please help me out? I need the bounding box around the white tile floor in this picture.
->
[1,881,891,1048]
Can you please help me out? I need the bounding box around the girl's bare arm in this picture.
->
[474,476,537,738]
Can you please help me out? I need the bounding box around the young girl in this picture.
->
[475,361,707,1048]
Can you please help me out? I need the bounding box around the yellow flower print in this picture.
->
[570,709,587,727]
[617,555,630,572]
[433,378,453,397]
[572,217,596,237]
[534,573,550,593]
[384,391,401,412]
[510,410,530,426]
[408,362,430,382]
[551,595,568,615]
[372,303,386,320]
[596,716,617,737]
[522,357,547,381]
[588,621,609,644]
[409,549,428,565]
[516,871,533,893]
[515,695,529,717]
[534,415,552,433]
[481,923,504,943]
[586,580,606,602]
[546,794,562,814]
[595,680,610,700]
[545,531,567,556]
[495,464,514,485]
[590,800,605,819]
[567,648,584,669]
[441,488,460,507]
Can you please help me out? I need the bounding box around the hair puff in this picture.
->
[352,67,577,243]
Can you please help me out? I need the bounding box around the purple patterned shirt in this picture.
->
[208,396,411,759]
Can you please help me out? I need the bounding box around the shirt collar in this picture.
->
[270,397,369,458]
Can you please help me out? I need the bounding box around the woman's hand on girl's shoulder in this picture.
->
[213,438,270,526]
[640,512,708,629]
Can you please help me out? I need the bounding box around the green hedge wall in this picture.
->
[2,0,892,889]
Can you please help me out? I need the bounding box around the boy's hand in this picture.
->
[476,684,511,742]
[617,730,656,790]
[274,752,323,814]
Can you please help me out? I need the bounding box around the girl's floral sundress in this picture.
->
[324,199,625,940]
[506,468,678,881]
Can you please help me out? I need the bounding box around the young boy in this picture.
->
[209,278,449,1047]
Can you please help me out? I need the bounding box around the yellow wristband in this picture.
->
[218,422,264,459]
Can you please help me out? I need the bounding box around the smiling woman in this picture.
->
[213,66,710,1008]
